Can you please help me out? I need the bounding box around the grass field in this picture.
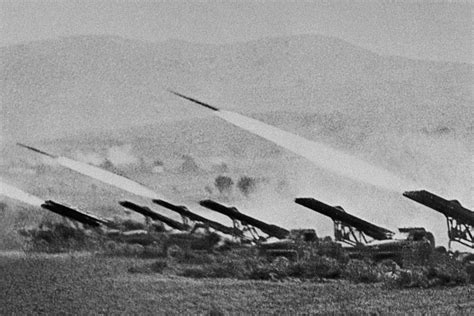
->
[1,252,473,314]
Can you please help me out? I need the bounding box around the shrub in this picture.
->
[128,260,167,274]
[179,155,200,173]
[102,242,145,257]
[288,256,342,279]
[141,244,166,258]
[343,259,381,283]
[176,251,216,265]
[385,252,469,288]
[425,252,468,285]
[249,264,282,280]
[150,260,168,273]
[167,245,184,260]
[465,264,474,284]
[395,267,430,288]
[237,176,257,196]
[180,267,209,278]
[208,257,251,279]
[214,175,234,194]
[179,254,262,279]
[20,220,100,253]
[313,240,349,263]
[119,219,146,231]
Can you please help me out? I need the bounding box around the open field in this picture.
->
[0,252,473,314]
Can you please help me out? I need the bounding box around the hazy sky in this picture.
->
[1,1,471,63]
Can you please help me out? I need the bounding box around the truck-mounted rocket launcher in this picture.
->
[199,199,290,240]
[41,200,112,228]
[403,190,473,249]
[119,200,190,231]
[295,197,394,246]
[152,199,244,238]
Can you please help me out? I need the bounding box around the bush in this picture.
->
[167,245,184,260]
[465,264,474,284]
[20,220,100,253]
[248,257,291,280]
[141,244,166,258]
[128,260,167,274]
[237,176,257,196]
[385,252,469,288]
[119,219,146,231]
[150,260,168,273]
[313,240,349,263]
[425,252,468,285]
[178,254,263,279]
[343,259,381,283]
[176,251,216,265]
[102,242,145,257]
[214,175,234,194]
[288,256,342,279]
[386,267,430,288]
[180,267,209,278]
[249,264,283,280]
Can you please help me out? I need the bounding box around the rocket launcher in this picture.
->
[152,199,244,238]
[404,190,473,248]
[119,201,190,231]
[41,200,112,228]
[199,199,290,240]
[295,197,394,246]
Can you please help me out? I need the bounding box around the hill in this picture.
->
[1,34,471,141]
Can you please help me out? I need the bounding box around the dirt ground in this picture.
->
[0,252,473,315]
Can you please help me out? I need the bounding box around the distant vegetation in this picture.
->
[236,176,257,196]
[214,175,234,195]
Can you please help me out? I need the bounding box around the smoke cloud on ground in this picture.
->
[74,151,105,166]
[106,144,140,166]
[74,144,140,167]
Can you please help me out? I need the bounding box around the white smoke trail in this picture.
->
[215,110,416,192]
[56,157,162,200]
[0,180,44,207]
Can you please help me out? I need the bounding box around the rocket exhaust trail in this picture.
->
[0,180,44,207]
[170,91,416,192]
[17,144,163,200]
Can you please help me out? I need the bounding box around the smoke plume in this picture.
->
[215,110,417,192]
[0,180,44,207]
[55,156,163,200]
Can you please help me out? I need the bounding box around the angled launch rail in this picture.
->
[119,201,190,231]
[403,190,474,249]
[199,199,290,240]
[41,200,112,228]
[152,199,244,238]
[295,198,394,246]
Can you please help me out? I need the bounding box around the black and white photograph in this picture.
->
[0,0,472,314]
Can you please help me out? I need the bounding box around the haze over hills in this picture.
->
[0,35,472,249]
[1,34,472,141]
